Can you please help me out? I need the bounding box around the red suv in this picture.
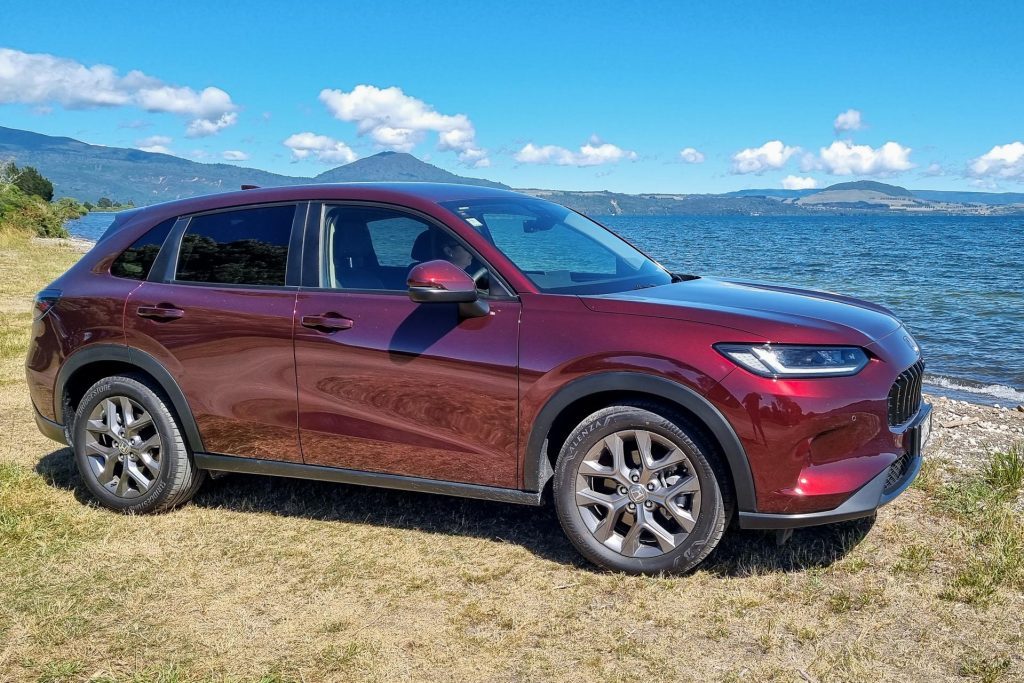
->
[27,183,931,574]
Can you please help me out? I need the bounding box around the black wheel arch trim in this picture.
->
[54,344,205,452]
[523,371,757,512]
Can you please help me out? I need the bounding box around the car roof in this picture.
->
[101,183,529,242]
[148,182,523,217]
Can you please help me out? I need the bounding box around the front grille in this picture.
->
[884,453,914,494]
[888,360,924,426]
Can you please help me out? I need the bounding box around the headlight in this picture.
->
[714,343,869,378]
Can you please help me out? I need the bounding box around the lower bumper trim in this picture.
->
[739,403,929,530]
[33,406,68,446]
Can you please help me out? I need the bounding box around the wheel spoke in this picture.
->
[114,469,130,496]
[635,430,655,470]
[126,409,153,435]
[138,449,160,473]
[97,451,119,484]
[592,505,625,543]
[85,418,108,435]
[117,396,134,427]
[575,488,622,509]
[137,434,160,453]
[603,433,630,482]
[644,517,679,552]
[664,499,698,533]
[620,508,646,557]
[104,398,120,429]
[656,447,688,471]
[124,461,153,492]
[578,459,614,478]
[655,474,700,502]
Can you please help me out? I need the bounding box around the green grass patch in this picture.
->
[930,445,1024,606]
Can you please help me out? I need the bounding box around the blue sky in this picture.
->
[1,1,1022,193]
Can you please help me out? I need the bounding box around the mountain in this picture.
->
[0,126,506,203]
[315,151,508,189]
[723,188,816,200]
[910,190,1024,205]
[796,181,930,210]
[0,126,301,203]
[519,189,808,216]
[818,180,915,198]
[2,126,1022,216]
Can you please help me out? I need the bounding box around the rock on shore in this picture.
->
[927,393,1024,471]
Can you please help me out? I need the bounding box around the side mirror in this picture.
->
[407,260,489,318]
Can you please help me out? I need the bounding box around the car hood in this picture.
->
[580,277,902,344]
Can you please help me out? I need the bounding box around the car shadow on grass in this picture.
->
[36,448,873,576]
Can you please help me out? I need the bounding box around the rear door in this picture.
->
[124,203,306,461]
[293,203,521,488]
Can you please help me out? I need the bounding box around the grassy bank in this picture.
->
[1,235,1022,682]
[0,184,86,239]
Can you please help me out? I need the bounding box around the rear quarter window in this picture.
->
[176,205,295,286]
[110,218,176,280]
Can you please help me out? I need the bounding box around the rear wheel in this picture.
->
[72,374,203,513]
[554,403,732,574]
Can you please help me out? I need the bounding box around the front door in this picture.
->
[293,204,520,488]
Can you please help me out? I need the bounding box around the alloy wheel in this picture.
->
[574,429,702,558]
[83,395,162,499]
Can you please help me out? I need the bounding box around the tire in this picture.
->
[553,402,733,574]
[72,374,203,513]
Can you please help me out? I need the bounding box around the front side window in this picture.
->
[322,205,495,294]
[440,198,673,294]
[111,218,175,280]
[176,205,294,286]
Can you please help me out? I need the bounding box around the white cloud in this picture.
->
[283,132,358,164]
[679,147,705,164]
[731,140,799,174]
[818,140,913,175]
[222,150,249,161]
[0,48,239,136]
[185,112,238,138]
[833,109,863,134]
[782,175,818,190]
[318,85,488,167]
[514,137,638,167]
[968,142,1024,180]
[921,162,945,177]
[136,135,172,154]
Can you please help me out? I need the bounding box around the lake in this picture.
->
[67,211,1024,405]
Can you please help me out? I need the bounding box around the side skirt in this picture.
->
[194,453,545,506]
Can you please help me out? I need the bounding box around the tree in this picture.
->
[83,202,94,211]
[0,160,18,186]
[97,197,114,208]
[13,165,54,201]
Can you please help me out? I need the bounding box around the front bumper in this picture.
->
[737,402,931,530]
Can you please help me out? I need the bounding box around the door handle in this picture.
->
[301,313,354,332]
[137,305,184,320]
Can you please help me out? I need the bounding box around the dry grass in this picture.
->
[1,236,1023,682]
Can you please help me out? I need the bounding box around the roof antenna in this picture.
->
[240,184,260,190]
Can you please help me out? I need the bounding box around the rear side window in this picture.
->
[110,218,175,280]
[176,205,295,286]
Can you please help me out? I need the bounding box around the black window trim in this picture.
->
[147,201,308,291]
[108,216,179,282]
[304,200,518,300]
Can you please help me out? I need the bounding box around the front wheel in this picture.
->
[72,374,204,513]
[553,403,732,574]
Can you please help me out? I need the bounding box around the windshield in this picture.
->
[440,197,674,294]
